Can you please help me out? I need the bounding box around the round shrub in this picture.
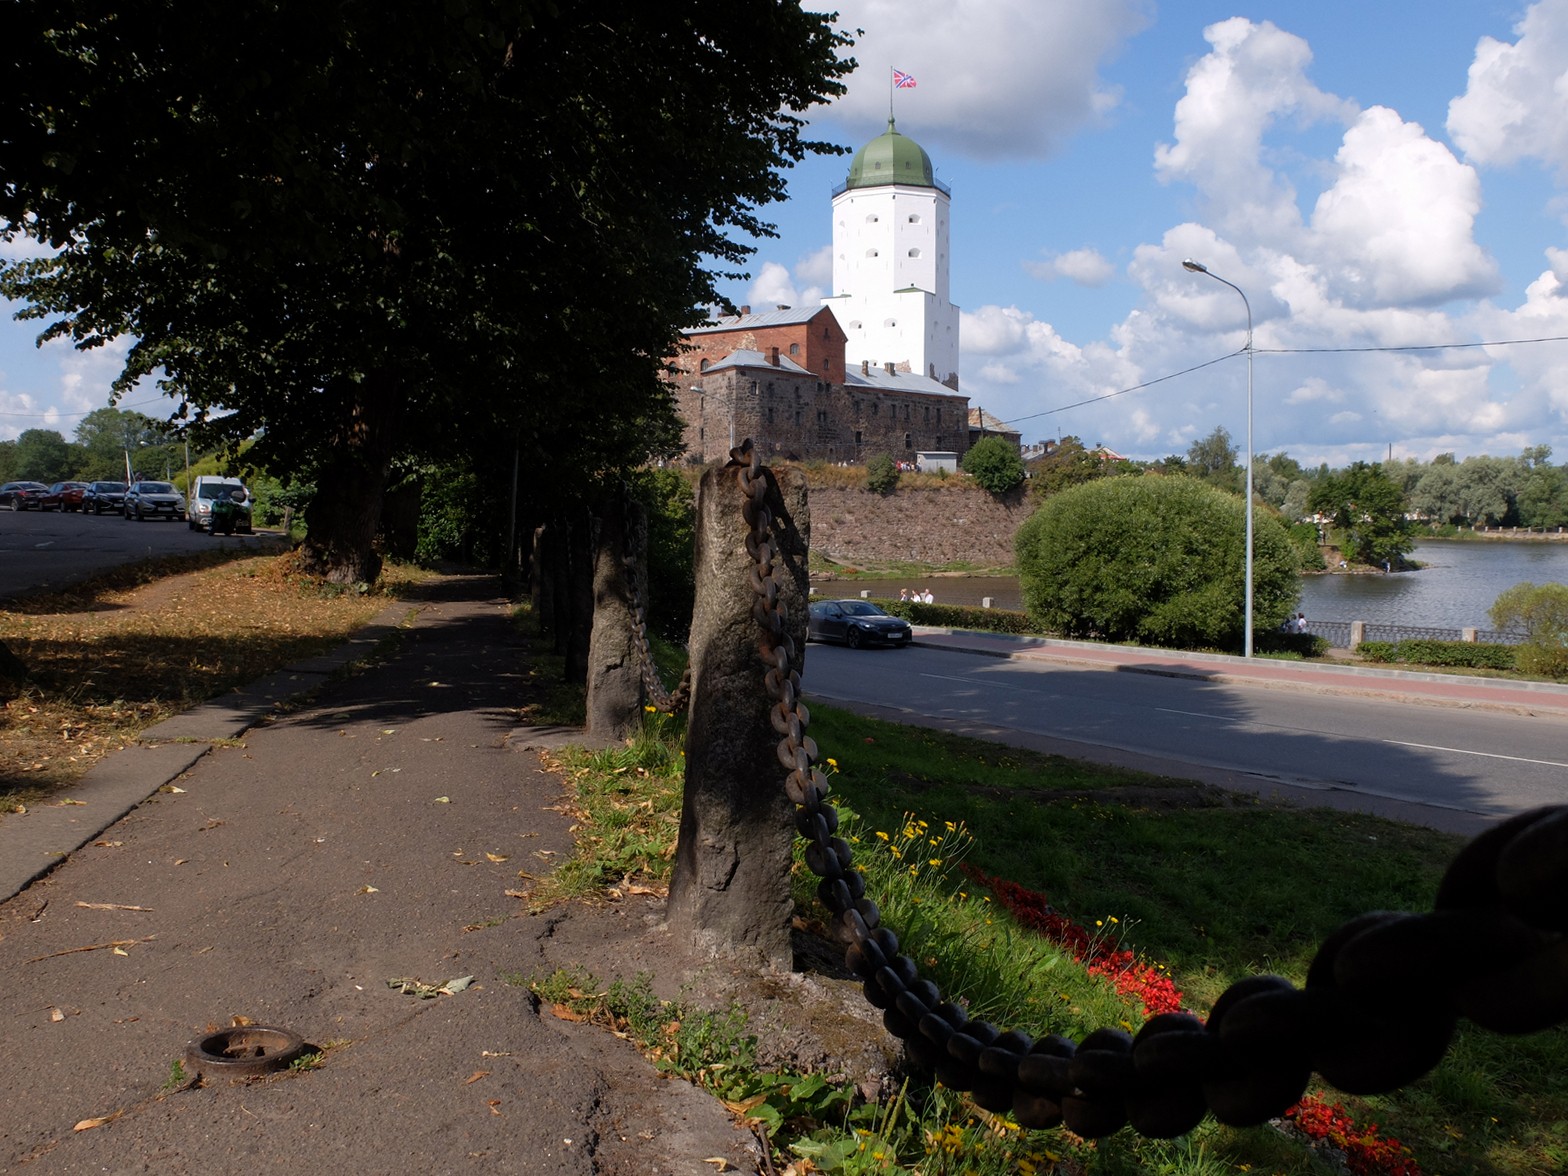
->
[1015,474,1300,649]
[960,435,1025,495]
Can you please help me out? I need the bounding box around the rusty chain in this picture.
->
[619,483,691,716]
[732,440,1568,1139]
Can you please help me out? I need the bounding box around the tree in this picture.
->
[1185,425,1241,492]
[960,435,1025,495]
[865,453,899,495]
[1490,582,1568,679]
[2,1,853,582]
[1029,435,1113,499]
[1309,461,1414,567]
[11,429,73,482]
[1015,475,1300,649]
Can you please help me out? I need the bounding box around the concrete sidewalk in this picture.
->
[0,574,762,1175]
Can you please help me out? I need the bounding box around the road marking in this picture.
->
[1154,707,1218,720]
[920,673,980,685]
[1381,740,1568,769]
[35,541,54,548]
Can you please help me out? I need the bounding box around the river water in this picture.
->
[815,540,1568,631]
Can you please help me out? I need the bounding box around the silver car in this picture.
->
[123,480,187,521]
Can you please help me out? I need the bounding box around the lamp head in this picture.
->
[1181,258,1207,273]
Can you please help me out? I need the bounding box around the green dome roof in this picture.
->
[844,119,937,190]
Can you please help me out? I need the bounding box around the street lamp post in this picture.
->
[1182,258,1255,657]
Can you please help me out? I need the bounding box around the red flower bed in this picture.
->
[957,864,1423,1176]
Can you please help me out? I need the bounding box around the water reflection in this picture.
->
[815,540,1568,629]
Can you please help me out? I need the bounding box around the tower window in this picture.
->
[908,214,921,224]
[866,249,879,258]
[866,214,879,223]
[907,248,922,258]
[789,342,799,356]
[854,430,863,445]
[904,432,912,450]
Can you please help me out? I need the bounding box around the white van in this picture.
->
[187,476,254,533]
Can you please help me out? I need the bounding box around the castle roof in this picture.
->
[686,305,827,336]
[841,119,946,193]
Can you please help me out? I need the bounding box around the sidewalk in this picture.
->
[0,574,760,1174]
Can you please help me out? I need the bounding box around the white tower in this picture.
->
[825,119,959,388]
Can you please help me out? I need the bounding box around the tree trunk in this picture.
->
[585,492,646,742]
[666,462,810,969]
[297,371,400,585]
[562,513,596,684]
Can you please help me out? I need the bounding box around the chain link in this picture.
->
[730,440,1568,1138]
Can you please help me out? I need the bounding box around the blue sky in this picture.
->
[4,1,1568,471]
[716,0,1568,467]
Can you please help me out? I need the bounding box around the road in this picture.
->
[0,502,282,600]
[800,640,1568,833]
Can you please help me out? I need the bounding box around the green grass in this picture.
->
[523,640,1567,1174]
[808,704,1568,1176]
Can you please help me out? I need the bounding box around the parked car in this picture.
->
[0,481,48,511]
[807,599,913,648]
[187,476,254,534]
[123,480,186,521]
[41,481,89,511]
[81,481,129,515]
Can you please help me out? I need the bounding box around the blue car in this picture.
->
[807,599,913,649]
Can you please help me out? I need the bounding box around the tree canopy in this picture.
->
[1015,475,1300,649]
[961,435,1025,495]
[1,1,853,580]
[1308,461,1415,567]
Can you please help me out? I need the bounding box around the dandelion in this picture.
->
[643,704,657,713]
[929,858,943,867]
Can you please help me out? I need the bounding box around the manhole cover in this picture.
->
[186,1025,307,1078]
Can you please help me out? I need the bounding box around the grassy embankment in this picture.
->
[524,625,1567,1176]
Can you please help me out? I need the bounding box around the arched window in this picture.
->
[908,214,921,224]
[789,342,799,356]
[907,248,922,258]
[698,358,709,371]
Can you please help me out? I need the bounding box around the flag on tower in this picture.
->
[892,68,917,89]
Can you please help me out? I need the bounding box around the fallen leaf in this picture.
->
[49,1007,65,1022]
[173,859,188,866]
[441,975,474,996]
[73,1112,123,1132]
[433,796,451,804]
[230,1015,255,1027]
[625,883,662,896]
[549,1003,587,1023]
[111,947,128,956]
[487,1099,502,1115]
[503,889,531,899]
[484,852,509,863]
[380,729,396,735]
[92,840,123,848]
[703,1160,733,1171]
[357,885,379,894]
[58,798,87,806]
[464,1070,490,1085]
[165,785,186,794]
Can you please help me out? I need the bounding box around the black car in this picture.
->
[123,480,186,521]
[81,481,129,515]
[807,599,913,648]
[0,481,48,510]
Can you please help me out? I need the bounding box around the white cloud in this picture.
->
[826,0,1152,159]
[1309,107,1498,306]
[1448,0,1568,173]
[1024,248,1115,286]
[1155,18,1355,243]
[745,260,824,313]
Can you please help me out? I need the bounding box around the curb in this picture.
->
[0,600,422,904]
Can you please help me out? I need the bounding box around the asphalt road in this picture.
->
[0,501,281,600]
[800,641,1568,831]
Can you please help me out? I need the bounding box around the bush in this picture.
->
[865,453,899,496]
[875,599,1036,635]
[960,435,1025,495]
[1357,639,1517,670]
[1252,630,1331,658]
[1015,475,1301,649]
[1489,581,1568,679]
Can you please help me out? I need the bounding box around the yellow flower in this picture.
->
[826,757,838,768]
[875,830,890,841]
[929,858,943,867]
[644,704,657,712]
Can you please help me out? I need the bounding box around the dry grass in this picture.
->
[1,550,428,810]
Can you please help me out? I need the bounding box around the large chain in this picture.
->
[735,441,1568,1138]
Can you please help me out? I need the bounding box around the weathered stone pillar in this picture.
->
[1350,620,1366,650]
[585,492,646,742]
[666,461,810,969]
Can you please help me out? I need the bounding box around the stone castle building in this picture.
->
[673,121,1014,464]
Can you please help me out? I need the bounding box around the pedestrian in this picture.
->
[1294,612,1307,634]
[899,588,910,602]
[921,588,935,604]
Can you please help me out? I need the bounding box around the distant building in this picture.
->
[674,121,990,466]
[967,407,1021,451]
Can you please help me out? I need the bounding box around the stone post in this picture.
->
[585,492,646,742]
[1350,620,1366,650]
[666,461,810,969]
